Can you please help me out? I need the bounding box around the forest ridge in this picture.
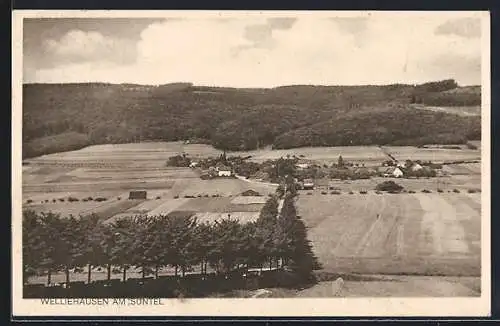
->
[22,79,481,159]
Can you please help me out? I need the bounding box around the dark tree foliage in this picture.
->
[166,154,192,167]
[23,191,321,290]
[23,80,480,158]
[375,181,404,193]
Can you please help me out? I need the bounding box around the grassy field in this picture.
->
[383,146,480,163]
[22,141,483,296]
[296,192,481,276]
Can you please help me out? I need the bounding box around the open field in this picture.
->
[415,105,481,117]
[296,275,480,297]
[300,175,481,193]
[296,192,481,276]
[22,142,483,296]
[383,146,480,163]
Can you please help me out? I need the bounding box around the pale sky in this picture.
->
[23,13,483,87]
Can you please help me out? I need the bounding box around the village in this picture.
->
[168,150,444,192]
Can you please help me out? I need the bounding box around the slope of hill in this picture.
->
[22,80,481,158]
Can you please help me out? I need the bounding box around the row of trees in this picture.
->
[23,193,320,288]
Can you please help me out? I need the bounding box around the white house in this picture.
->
[396,161,407,169]
[411,163,423,172]
[303,179,315,190]
[216,163,232,177]
[383,167,404,178]
[189,161,199,168]
[296,163,310,170]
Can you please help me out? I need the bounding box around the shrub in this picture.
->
[307,192,313,195]
[52,199,57,203]
[453,189,460,193]
[87,197,93,201]
[437,189,443,193]
[26,199,33,204]
[174,195,180,199]
[204,194,209,198]
[360,190,367,194]
[467,188,478,193]
[68,197,79,202]
[375,181,404,193]
[375,191,382,194]
[321,191,327,195]
[348,191,354,194]
[421,189,432,193]
[59,198,65,202]
[408,190,416,193]
[156,196,161,199]
[330,191,341,195]
[117,197,121,200]
[94,197,107,202]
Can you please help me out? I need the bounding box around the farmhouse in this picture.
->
[316,178,329,190]
[383,167,404,178]
[396,161,407,169]
[215,163,232,177]
[189,161,199,168]
[303,178,315,190]
[410,163,423,172]
[296,163,310,170]
[129,190,147,200]
[328,181,340,190]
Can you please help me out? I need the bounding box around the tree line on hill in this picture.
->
[23,192,320,296]
[22,79,481,158]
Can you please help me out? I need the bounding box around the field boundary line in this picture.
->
[354,213,383,256]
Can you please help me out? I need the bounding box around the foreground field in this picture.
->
[296,192,481,276]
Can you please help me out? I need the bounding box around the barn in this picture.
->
[303,179,315,190]
[129,190,147,200]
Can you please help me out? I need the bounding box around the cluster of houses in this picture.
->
[190,160,233,178]
[379,160,427,178]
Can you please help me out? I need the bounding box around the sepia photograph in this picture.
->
[12,10,490,317]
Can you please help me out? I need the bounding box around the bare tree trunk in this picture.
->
[181,267,185,278]
[47,270,51,285]
[174,265,178,277]
[87,264,92,284]
[155,265,159,279]
[200,262,204,275]
[204,262,207,275]
[142,266,145,280]
[107,264,111,281]
[122,265,127,282]
[269,257,272,271]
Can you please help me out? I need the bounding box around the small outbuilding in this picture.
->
[303,179,315,190]
[129,190,147,200]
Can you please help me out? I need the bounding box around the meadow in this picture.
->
[22,141,483,296]
[296,192,481,276]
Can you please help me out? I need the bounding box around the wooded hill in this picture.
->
[22,79,481,158]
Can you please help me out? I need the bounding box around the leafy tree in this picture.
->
[255,196,279,270]
[22,211,44,284]
[37,212,67,285]
[338,155,344,168]
[275,194,297,269]
[375,181,404,192]
[109,217,136,282]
